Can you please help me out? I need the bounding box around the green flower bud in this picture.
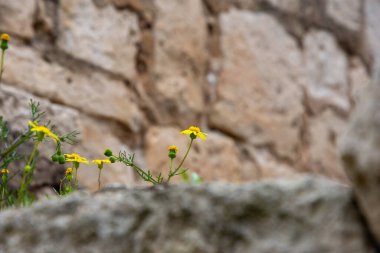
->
[167,145,178,159]
[0,34,10,51]
[0,41,8,51]
[109,157,116,163]
[24,165,32,173]
[2,174,8,182]
[51,154,59,162]
[168,151,176,159]
[58,155,66,164]
[66,173,73,181]
[104,149,113,157]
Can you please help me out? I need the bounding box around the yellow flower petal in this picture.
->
[29,121,60,141]
[92,159,111,165]
[198,132,207,140]
[1,33,10,41]
[180,129,193,135]
[180,126,207,140]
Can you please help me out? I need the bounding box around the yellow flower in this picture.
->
[92,159,111,170]
[168,145,178,153]
[28,121,60,141]
[180,126,207,140]
[1,169,9,174]
[1,33,10,41]
[65,168,73,175]
[64,153,89,164]
[92,159,111,165]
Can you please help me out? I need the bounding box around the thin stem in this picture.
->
[131,164,158,184]
[168,139,193,182]
[97,169,102,190]
[59,177,65,195]
[169,158,173,175]
[0,49,4,84]
[0,130,32,160]
[74,166,78,188]
[27,141,39,166]
[18,141,39,205]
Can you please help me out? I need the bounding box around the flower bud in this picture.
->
[109,157,116,163]
[65,168,73,181]
[1,169,9,182]
[24,165,32,173]
[51,154,59,162]
[58,155,66,164]
[104,148,113,157]
[0,33,10,51]
[167,145,178,159]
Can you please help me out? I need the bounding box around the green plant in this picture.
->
[0,32,206,209]
[105,126,207,185]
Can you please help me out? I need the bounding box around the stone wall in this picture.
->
[0,0,375,189]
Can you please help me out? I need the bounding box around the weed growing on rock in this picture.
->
[106,126,207,185]
[0,33,204,209]
[0,99,79,207]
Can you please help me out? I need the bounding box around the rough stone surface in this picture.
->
[348,57,370,105]
[151,0,207,126]
[303,30,350,114]
[308,110,347,181]
[210,10,304,162]
[0,177,374,253]
[326,0,362,32]
[0,0,36,38]
[3,44,145,132]
[58,0,139,78]
[364,0,380,65]
[340,71,380,242]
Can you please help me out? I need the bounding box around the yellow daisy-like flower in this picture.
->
[28,121,60,141]
[168,145,178,153]
[92,159,111,170]
[92,159,111,165]
[64,153,89,164]
[65,168,73,175]
[1,169,9,174]
[1,33,10,41]
[180,126,207,140]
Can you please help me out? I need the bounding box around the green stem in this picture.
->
[0,130,32,160]
[74,166,78,188]
[126,162,158,184]
[27,141,39,166]
[168,139,193,182]
[97,169,102,190]
[169,158,173,175]
[0,49,4,84]
[18,141,39,205]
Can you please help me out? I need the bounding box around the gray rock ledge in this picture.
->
[0,177,375,253]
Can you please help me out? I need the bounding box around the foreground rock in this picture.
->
[340,71,380,243]
[0,177,374,253]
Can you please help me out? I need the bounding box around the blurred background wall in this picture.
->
[0,0,377,190]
